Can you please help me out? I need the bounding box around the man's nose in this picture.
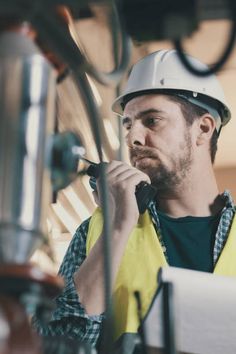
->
[126,122,146,147]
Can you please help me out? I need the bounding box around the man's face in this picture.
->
[122,94,194,192]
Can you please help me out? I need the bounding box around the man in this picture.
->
[34,50,236,351]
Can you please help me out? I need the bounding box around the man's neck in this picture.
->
[156,166,224,218]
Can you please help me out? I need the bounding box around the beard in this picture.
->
[129,132,193,193]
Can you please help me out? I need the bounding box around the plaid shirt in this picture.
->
[33,190,235,347]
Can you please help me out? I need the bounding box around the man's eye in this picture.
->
[146,117,158,126]
[124,124,132,131]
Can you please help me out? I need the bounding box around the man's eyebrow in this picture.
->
[122,108,166,125]
[136,108,166,118]
[122,117,131,126]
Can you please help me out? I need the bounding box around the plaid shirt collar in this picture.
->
[148,190,235,265]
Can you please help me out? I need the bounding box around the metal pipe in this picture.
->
[0,31,56,262]
[162,282,177,354]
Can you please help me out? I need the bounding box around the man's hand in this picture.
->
[95,160,151,232]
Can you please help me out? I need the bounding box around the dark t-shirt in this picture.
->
[157,211,221,272]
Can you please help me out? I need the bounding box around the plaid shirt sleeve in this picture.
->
[32,217,104,346]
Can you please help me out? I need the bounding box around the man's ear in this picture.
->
[196,114,216,146]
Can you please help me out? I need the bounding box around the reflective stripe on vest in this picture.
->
[86,208,236,341]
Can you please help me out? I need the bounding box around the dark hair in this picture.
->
[167,95,218,164]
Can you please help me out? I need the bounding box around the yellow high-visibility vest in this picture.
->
[86,208,236,341]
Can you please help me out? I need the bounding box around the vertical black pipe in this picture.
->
[162,282,177,354]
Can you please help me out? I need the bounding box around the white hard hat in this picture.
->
[112,49,231,132]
